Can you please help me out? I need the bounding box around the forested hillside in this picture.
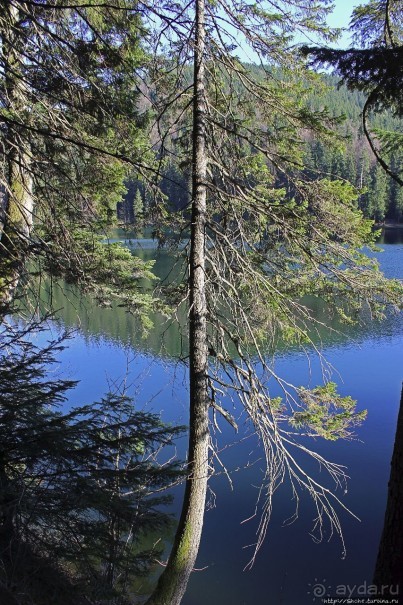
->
[305,74,402,222]
[120,72,402,226]
[1,0,402,602]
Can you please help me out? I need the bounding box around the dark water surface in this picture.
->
[39,228,403,605]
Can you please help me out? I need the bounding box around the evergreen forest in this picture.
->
[0,0,402,604]
[120,71,403,227]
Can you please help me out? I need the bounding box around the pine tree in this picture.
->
[0,0,155,313]
[134,189,145,224]
[302,0,403,185]
[140,2,402,604]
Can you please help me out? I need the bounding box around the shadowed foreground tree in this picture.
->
[0,319,183,604]
[0,0,161,320]
[138,1,403,604]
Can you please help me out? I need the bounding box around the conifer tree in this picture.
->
[134,189,145,224]
[368,162,389,221]
[139,1,402,604]
[389,153,403,220]
[302,0,403,185]
[0,0,157,316]
[1,3,401,604]
[0,320,183,603]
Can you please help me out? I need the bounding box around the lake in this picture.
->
[38,228,403,605]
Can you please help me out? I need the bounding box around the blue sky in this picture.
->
[227,1,363,63]
[329,0,356,28]
[328,0,361,46]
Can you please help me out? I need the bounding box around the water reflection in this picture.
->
[20,228,403,605]
[29,228,402,362]
[380,226,403,245]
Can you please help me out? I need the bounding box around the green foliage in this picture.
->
[301,79,403,221]
[368,163,389,221]
[350,0,403,48]
[34,226,165,333]
[1,2,400,594]
[134,188,145,223]
[0,0,156,308]
[301,0,403,189]
[156,64,402,222]
[149,58,403,359]
[290,382,367,441]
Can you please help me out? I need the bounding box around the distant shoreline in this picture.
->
[376,221,403,230]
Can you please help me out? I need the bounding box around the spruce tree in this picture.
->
[302,0,403,185]
[368,162,389,221]
[0,0,156,315]
[140,1,402,604]
[0,320,183,603]
[389,153,403,221]
[134,189,145,224]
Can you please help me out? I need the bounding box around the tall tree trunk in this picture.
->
[0,149,34,306]
[145,0,209,603]
[0,3,34,306]
[373,385,403,596]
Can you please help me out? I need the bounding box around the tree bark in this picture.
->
[145,0,209,603]
[373,385,403,597]
[0,3,34,306]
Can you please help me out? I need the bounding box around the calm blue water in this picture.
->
[41,230,403,605]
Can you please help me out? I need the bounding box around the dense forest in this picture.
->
[119,72,403,226]
[306,74,403,222]
[0,0,402,603]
